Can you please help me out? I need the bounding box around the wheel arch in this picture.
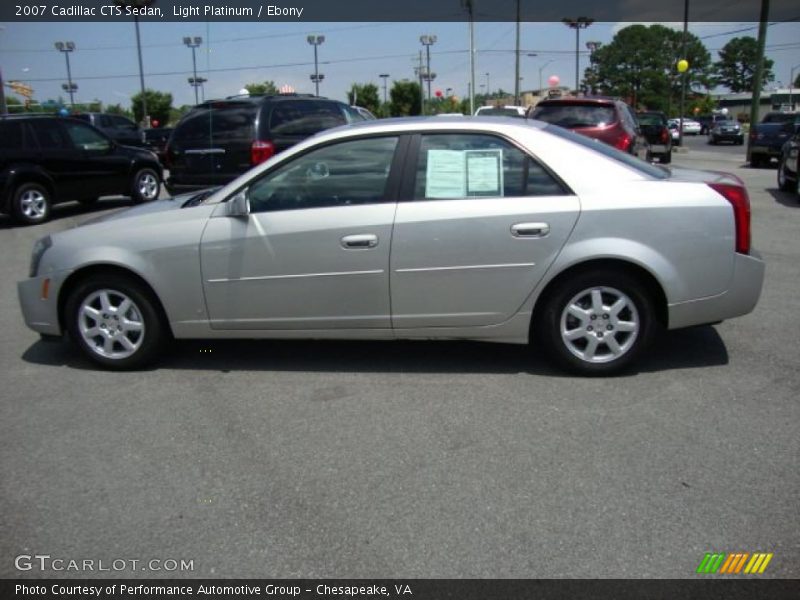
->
[57,263,173,338]
[529,258,669,341]
[2,166,57,212]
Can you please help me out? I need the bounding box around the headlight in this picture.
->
[29,235,52,278]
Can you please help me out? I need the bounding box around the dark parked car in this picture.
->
[0,115,162,225]
[165,94,365,194]
[748,112,800,167]
[708,119,744,145]
[72,112,143,147]
[529,97,649,159]
[637,111,672,163]
[141,127,173,162]
[777,127,799,197]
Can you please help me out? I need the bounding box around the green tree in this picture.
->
[131,89,173,126]
[589,24,711,113]
[244,81,278,95]
[169,104,193,125]
[347,83,381,115]
[389,80,421,117]
[714,37,774,93]
[106,103,133,119]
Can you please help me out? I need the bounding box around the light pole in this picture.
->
[114,0,155,127]
[307,34,325,96]
[379,73,390,104]
[183,36,202,105]
[585,41,601,95]
[54,41,76,107]
[790,63,800,110]
[420,35,437,103]
[514,0,521,105]
[485,72,490,98]
[562,17,594,94]
[188,77,207,103]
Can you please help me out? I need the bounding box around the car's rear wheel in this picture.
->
[534,270,658,376]
[130,167,160,204]
[13,182,52,225]
[661,151,672,164]
[777,157,798,192]
[65,274,166,370]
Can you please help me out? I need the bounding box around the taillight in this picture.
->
[660,128,669,144]
[708,183,751,255]
[251,140,275,165]
[615,133,631,152]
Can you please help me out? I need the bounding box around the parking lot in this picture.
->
[0,139,798,578]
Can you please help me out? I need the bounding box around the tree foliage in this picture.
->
[587,24,712,113]
[389,81,421,117]
[131,89,173,126]
[714,37,775,93]
[244,81,278,95]
[347,83,381,115]
[106,103,133,119]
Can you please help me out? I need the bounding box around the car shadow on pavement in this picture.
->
[22,325,729,376]
[767,188,800,208]
[0,197,132,229]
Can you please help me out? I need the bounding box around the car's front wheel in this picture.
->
[534,270,658,376]
[65,274,166,369]
[777,156,798,192]
[130,167,160,204]
[13,182,52,225]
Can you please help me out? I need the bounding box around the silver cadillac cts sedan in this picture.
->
[18,118,765,375]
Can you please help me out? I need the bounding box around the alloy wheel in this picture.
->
[78,289,145,360]
[19,189,47,220]
[137,172,159,200]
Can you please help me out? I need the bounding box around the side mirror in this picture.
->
[227,189,250,217]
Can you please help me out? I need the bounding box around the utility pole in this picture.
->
[0,68,7,115]
[678,0,689,148]
[417,51,425,115]
[748,0,770,161]
[514,0,521,105]
[114,1,154,127]
[464,0,476,115]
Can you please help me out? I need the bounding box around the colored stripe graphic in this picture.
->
[698,552,773,575]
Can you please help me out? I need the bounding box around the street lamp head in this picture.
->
[66,41,75,51]
[193,36,202,45]
[55,41,64,51]
[380,73,390,78]
[420,35,437,46]
[307,35,325,45]
[183,36,191,45]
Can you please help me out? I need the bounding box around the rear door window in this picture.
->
[27,119,71,150]
[268,101,347,136]
[413,133,566,200]
[0,121,25,150]
[530,103,617,128]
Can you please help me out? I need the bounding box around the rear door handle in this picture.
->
[341,234,378,249]
[511,222,550,238]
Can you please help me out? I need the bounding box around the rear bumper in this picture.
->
[649,144,670,155]
[18,271,72,337]
[667,251,765,330]
[749,145,782,157]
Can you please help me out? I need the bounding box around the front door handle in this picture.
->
[341,234,378,249]
[511,222,550,238]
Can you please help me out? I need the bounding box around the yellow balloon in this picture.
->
[677,59,689,73]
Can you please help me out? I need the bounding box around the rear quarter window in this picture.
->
[268,101,347,136]
[174,104,257,144]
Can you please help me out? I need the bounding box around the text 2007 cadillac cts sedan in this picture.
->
[18,118,765,375]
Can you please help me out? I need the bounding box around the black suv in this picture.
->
[72,112,143,147]
[0,115,162,225]
[165,94,365,194]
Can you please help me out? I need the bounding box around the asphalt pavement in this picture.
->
[1,141,798,579]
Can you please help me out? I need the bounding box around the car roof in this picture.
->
[312,116,548,140]
[196,94,341,108]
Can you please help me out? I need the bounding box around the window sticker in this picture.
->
[466,149,503,196]
[424,148,504,199]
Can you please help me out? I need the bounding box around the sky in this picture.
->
[1,20,799,109]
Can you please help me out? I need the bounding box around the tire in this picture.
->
[750,155,763,168]
[130,167,160,204]
[778,157,798,192]
[660,151,672,164]
[64,274,166,370]
[12,182,52,225]
[534,270,658,376]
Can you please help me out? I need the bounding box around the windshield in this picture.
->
[530,103,616,128]
[543,123,669,180]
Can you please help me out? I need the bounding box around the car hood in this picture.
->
[78,192,199,226]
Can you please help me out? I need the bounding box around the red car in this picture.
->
[529,97,649,160]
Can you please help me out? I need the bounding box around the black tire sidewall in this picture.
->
[535,270,658,376]
[130,167,160,204]
[13,182,52,225]
[64,275,165,370]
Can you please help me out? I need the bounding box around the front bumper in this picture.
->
[668,250,765,330]
[18,271,71,337]
[712,132,744,142]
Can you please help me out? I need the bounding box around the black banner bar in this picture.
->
[2,579,800,600]
[2,0,798,23]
